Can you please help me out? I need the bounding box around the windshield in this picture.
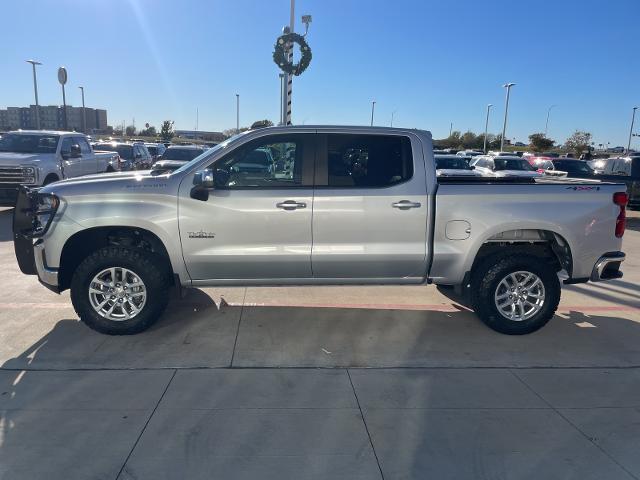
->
[0,133,59,154]
[435,157,471,170]
[554,160,593,173]
[494,159,535,171]
[94,143,133,160]
[161,148,204,161]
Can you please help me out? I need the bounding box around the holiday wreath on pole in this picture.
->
[273,32,312,76]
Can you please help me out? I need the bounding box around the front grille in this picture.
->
[0,166,30,187]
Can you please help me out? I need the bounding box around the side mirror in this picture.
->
[193,169,215,189]
[70,144,81,158]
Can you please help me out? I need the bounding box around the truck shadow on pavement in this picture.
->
[1,287,640,370]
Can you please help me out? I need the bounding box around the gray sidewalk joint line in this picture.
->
[508,369,639,480]
[115,369,178,480]
[229,287,248,367]
[346,368,385,480]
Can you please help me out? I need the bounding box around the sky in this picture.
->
[1,0,639,147]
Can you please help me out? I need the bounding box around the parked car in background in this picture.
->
[151,145,206,173]
[144,143,166,162]
[434,155,483,177]
[536,159,595,178]
[93,142,140,171]
[0,131,119,206]
[591,156,640,209]
[471,155,543,177]
[456,150,483,157]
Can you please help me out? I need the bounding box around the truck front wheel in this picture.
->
[70,247,171,335]
[470,254,560,335]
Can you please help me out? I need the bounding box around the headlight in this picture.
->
[31,193,60,237]
[21,166,37,184]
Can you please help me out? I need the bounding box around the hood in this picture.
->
[0,151,56,166]
[39,169,161,195]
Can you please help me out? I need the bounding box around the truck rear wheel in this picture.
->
[470,254,560,335]
[70,247,171,335]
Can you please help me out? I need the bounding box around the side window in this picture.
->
[133,145,142,158]
[60,137,73,155]
[76,137,91,154]
[215,135,308,188]
[326,134,412,188]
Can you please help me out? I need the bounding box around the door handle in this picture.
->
[392,200,421,210]
[276,200,307,210]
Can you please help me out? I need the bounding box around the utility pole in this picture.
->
[501,82,516,152]
[236,94,240,134]
[370,101,376,126]
[483,104,493,153]
[26,60,42,129]
[545,104,556,137]
[627,107,638,154]
[78,86,86,134]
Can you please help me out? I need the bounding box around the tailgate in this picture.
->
[12,186,37,275]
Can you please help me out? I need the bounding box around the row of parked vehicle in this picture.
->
[434,150,639,209]
[91,140,208,172]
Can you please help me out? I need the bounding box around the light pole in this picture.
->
[483,104,493,153]
[78,86,86,133]
[627,106,638,154]
[26,60,42,129]
[500,82,516,151]
[391,110,397,127]
[370,101,376,126]
[449,122,453,137]
[544,104,556,137]
[235,94,240,134]
[279,73,285,125]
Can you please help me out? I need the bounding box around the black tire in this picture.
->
[470,254,560,335]
[70,247,171,335]
[43,174,59,185]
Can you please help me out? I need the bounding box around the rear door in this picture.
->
[179,133,315,280]
[311,132,429,280]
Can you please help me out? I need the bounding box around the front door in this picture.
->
[179,133,315,281]
[59,137,83,178]
[311,132,429,280]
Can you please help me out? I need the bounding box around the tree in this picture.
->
[139,126,157,137]
[125,125,136,136]
[565,131,592,156]
[528,133,555,152]
[250,119,274,129]
[160,121,174,142]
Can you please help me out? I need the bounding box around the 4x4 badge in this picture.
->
[188,230,215,239]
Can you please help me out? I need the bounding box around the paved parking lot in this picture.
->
[0,207,639,479]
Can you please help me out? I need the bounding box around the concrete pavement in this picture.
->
[0,207,639,479]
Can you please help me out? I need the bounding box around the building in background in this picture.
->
[0,105,108,132]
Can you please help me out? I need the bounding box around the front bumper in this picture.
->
[591,252,625,281]
[34,240,59,292]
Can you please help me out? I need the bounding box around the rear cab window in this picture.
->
[316,134,413,188]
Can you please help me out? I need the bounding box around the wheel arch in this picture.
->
[58,226,177,292]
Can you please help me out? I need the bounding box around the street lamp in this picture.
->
[500,82,516,152]
[391,110,397,127]
[235,94,240,134]
[26,60,42,129]
[627,106,638,154]
[483,104,493,153]
[545,104,557,137]
[78,86,86,134]
[370,101,376,126]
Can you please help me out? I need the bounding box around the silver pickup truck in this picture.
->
[12,126,628,336]
[0,130,120,206]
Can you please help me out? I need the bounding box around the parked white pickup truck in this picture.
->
[0,130,120,206]
[13,126,628,336]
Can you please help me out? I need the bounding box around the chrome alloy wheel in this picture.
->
[494,271,545,321]
[88,267,147,321]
